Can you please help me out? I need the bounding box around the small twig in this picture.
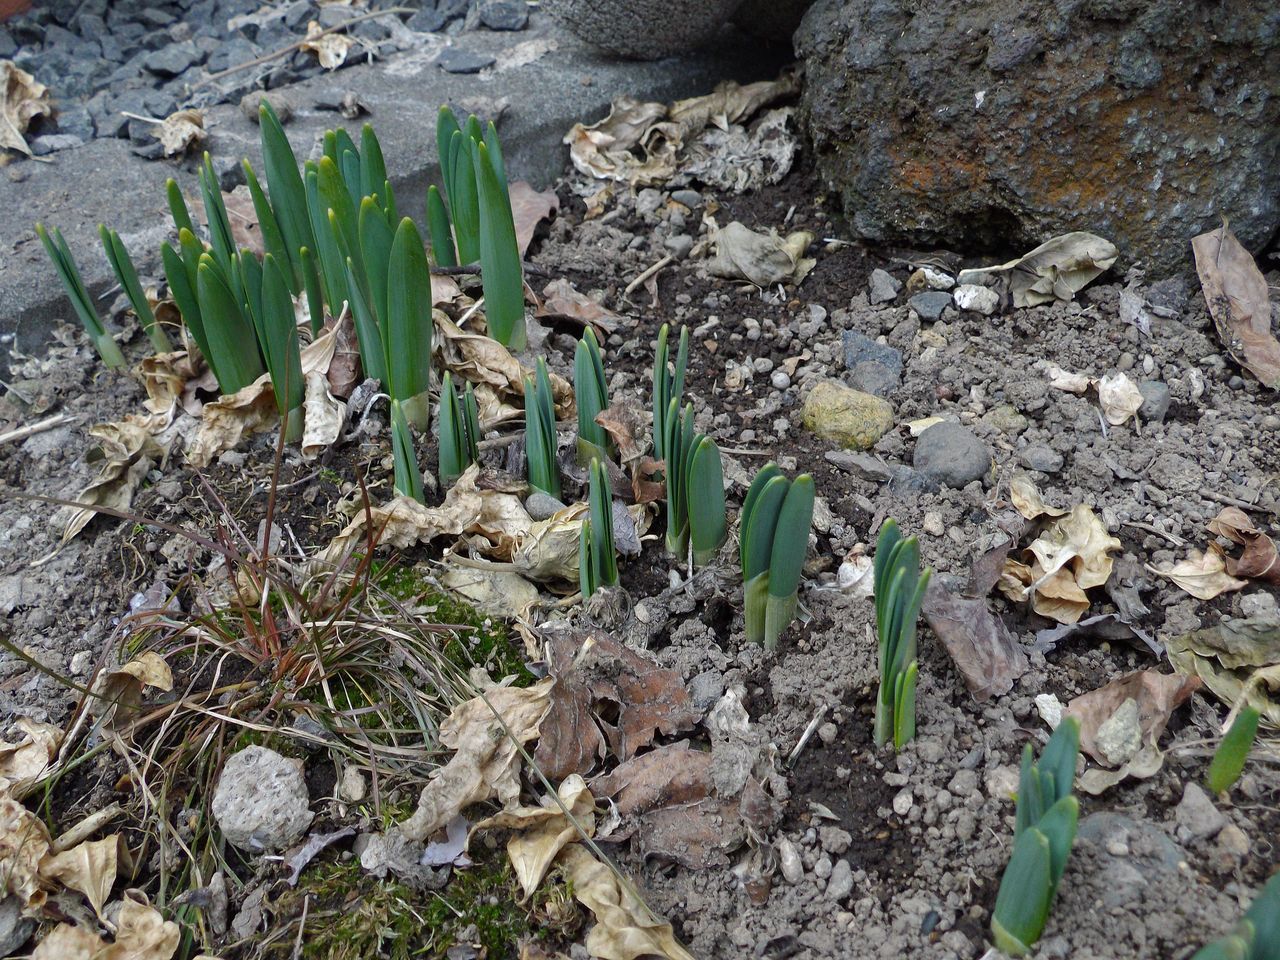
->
[292,894,310,960]
[195,8,413,88]
[1122,520,1185,547]
[0,413,76,446]
[431,260,549,278]
[787,704,830,768]
[624,255,673,298]
[51,803,124,853]
[1204,489,1279,518]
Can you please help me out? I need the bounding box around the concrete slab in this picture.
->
[0,13,788,375]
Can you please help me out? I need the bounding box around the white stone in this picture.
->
[922,512,945,537]
[778,838,804,884]
[1035,693,1064,729]
[892,788,914,817]
[921,267,955,290]
[953,283,1000,315]
[212,746,312,852]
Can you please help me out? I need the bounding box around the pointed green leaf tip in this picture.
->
[739,464,812,649]
[1205,706,1259,795]
[474,140,525,350]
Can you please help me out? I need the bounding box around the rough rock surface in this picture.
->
[542,0,742,59]
[802,380,895,450]
[913,422,991,487]
[211,746,313,852]
[795,0,1280,274]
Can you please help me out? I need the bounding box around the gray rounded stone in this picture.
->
[913,422,991,487]
[1019,442,1064,474]
[907,291,952,322]
[1137,380,1171,422]
[212,746,313,853]
[542,0,742,59]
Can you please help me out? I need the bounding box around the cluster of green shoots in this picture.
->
[429,107,525,350]
[991,717,1081,957]
[652,324,726,566]
[437,371,481,487]
[524,357,560,500]
[36,102,523,502]
[1192,871,1280,960]
[873,520,931,750]
[740,463,814,650]
[579,458,618,599]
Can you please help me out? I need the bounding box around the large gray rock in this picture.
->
[913,422,991,487]
[212,746,313,853]
[542,0,742,59]
[796,0,1280,275]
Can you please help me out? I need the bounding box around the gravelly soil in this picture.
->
[0,148,1277,960]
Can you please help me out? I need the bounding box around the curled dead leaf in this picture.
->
[1166,617,1280,727]
[400,676,554,842]
[440,564,539,620]
[1207,506,1280,585]
[1146,544,1248,601]
[301,21,355,70]
[0,719,63,800]
[40,835,119,918]
[706,220,813,287]
[1096,372,1143,426]
[532,628,699,782]
[435,315,572,420]
[475,774,595,898]
[157,108,205,157]
[1191,222,1280,390]
[1,61,53,157]
[536,278,621,337]
[0,796,52,913]
[557,843,695,960]
[999,504,1121,624]
[958,232,1117,308]
[98,651,174,731]
[1065,670,1200,767]
[52,421,169,550]
[1009,473,1066,521]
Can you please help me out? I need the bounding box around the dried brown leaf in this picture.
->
[0,797,52,913]
[157,108,205,156]
[1166,617,1280,727]
[400,676,554,842]
[509,181,559,256]
[1,61,52,157]
[476,774,595,898]
[0,718,62,800]
[595,403,648,468]
[557,843,695,960]
[1065,670,1200,766]
[1009,474,1066,521]
[1096,372,1143,426]
[435,315,572,417]
[40,835,118,918]
[440,565,539,619]
[706,220,814,286]
[301,20,354,70]
[1207,506,1280,585]
[923,580,1027,700]
[324,310,361,398]
[533,629,698,782]
[1192,223,1280,389]
[958,232,1118,308]
[535,278,621,336]
[99,651,174,730]
[1146,544,1248,600]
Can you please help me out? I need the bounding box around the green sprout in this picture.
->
[652,323,688,463]
[254,253,305,442]
[1206,705,1260,795]
[390,399,424,503]
[438,370,481,487]
[524,357,560,500]
[1192,872,1280,960]
[579,458,619,600]
[991,717,1081,957]
[661,401,725,565]
[872,519,931,750]
[259,100,314,291]
[194,253,265,395]
[574,327,609,462]
[35,223,126,368]
[739,463,814,650]
[431,107,525,349]
[98,225,171,353]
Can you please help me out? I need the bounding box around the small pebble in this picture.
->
[771,370,791,390]
[817,722,837,744]
[778,838,803,884]
[892,788,913,817]
[922,512,944,537]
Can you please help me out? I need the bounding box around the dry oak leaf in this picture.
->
[1,61,52,156]
[509,181,559,256]
[1065,669,1200,766]
[922,579,1027,701]
[535,278,621,336]
[999,504,1121,624]
[41,835,119,918]
[0,718,63,800]
[557,843,695,960]
[1146,544,1248,601]
[532,628,699,782]
[475,774,595,899]
[1009,473,1066,521]
[1207,506,1280,585]
[1192,222,1280,390]
[400,674,554,842]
